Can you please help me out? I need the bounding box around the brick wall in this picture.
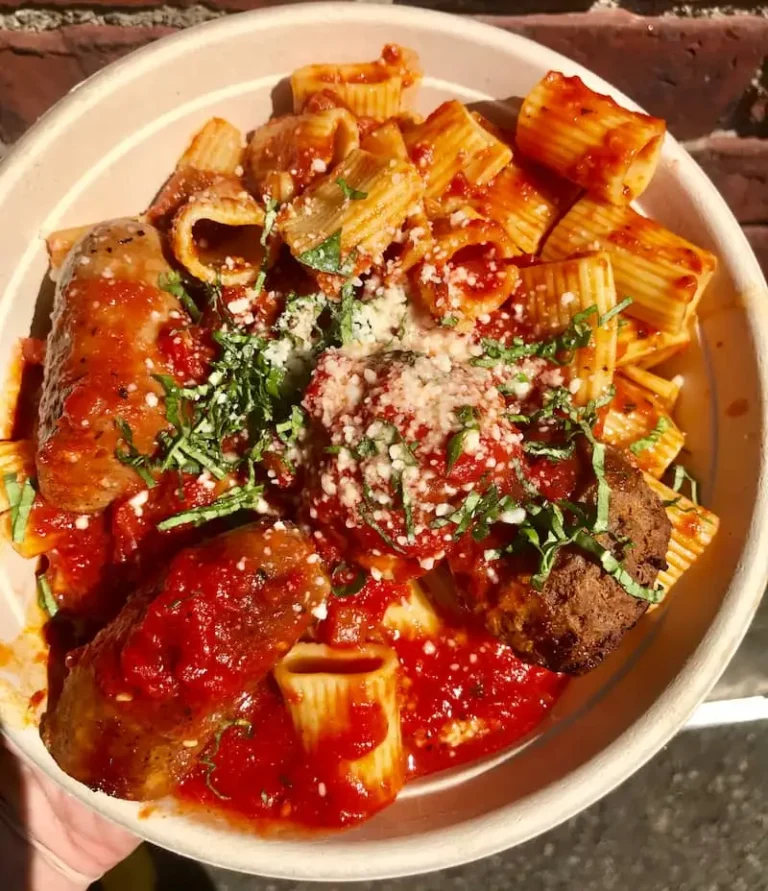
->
[0,0,766,270]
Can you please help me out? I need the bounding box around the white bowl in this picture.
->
[1,3,767,880]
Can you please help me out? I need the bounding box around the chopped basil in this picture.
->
[630,417,671,455]
[3,474,36,544]
[276,405,306,446]
[573,530,662,603]
[261,197,279,247]
[523,439,576,461]
[114,420,157,489]
[471,305,597,369]
[297,230,343,274]
[446,405,479,471]
[354,437,377,459]
[394,473,415,542]
[36,573,58,618]
[359,506,406,554]
[158,271,201,323]
[439,315,459,328]
[599,296,633,328]
[331,563,368,598]
[336,177,368,201]
[671,463,699,504]
[157,483,265,530]
[200,719,253,800]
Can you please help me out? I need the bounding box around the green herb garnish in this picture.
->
[158,271,201,323]
[200,719,253,800]
[297,229,343,274]
[331,563,368,598]
[36,573,58,618]
[114,420,157,489]
[630,417,671,455]
[276,405,306,446]
[157,483,265,530]
[446,406,479,472]
[3,474,36,544]
[599,296,633,328]
[336,178,368,201]
[472,306,597,369]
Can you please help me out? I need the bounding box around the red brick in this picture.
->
[0,26,173,143]
[480,11,768,140]
[687,136,768,226]
[744,225,768,275]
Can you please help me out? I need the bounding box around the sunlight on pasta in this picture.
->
[517,72,665,205]
[542,196,717,334]
[170,180,267,286]
[275,643,405,803]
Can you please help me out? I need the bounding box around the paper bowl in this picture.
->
[0,3,766,880]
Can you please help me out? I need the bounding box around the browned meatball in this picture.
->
[41,522,329,800]
[451,448,671,675]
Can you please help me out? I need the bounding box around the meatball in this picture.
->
[302,349,526,579]
[450,447,671,675]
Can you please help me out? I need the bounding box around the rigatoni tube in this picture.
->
[274,642,405,804]
[517,252,618,405]
[517,71,665,205]
[542,196,716,334]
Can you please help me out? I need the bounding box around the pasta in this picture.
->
[146,118,243,226]
[403,101,512,198]
[542,196,717,334]
[274,643,405,802]
[616,315,691,369]
[644,474,720,597]
[2,45,722,836]
[517,252,617,405]
[619,365,681,411]
[280,148,424,267]
[382,580,442,638]
[468,158,578,256]
[602,373,684,478]
[244,108,359,203]
[410,213,519,325]
[516,71,665,205]
[170,180,268,286]
[291,44,422,119]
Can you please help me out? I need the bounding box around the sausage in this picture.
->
[36,219,181,513]
[451,448,671,675]
[41,522,330,800]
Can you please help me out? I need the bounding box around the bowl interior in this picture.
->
[0,3,766,880]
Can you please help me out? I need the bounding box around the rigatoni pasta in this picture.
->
[291,44,422,119]
[280,148,424,266]
[517,71,665,205]
[245,108,360,203]
[542,196,717,334]
[517,252,617,405]
[602,373,684,478]
[274,643,405,803]
[643,474,720,597]
[616,315,691,369]
[403,101,512,199]
[170,180,268,286]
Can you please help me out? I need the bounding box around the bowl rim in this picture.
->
[1,2,768,880]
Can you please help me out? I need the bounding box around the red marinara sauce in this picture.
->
[176,580,565,830]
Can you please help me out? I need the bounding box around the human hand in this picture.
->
[0,734,139,891]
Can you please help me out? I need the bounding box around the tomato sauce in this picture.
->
[177,603,564,830]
